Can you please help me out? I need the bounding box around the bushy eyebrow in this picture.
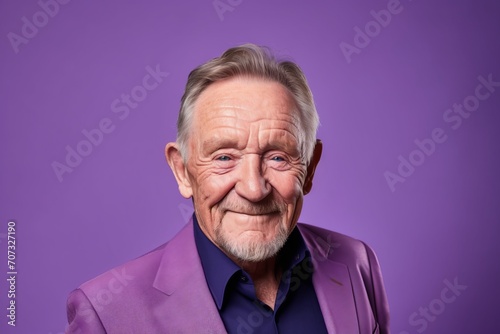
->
[202,137,301,158]
[202,138,242,154]
[261,142,299,155]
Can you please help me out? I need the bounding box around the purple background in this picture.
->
[1,0,499,333]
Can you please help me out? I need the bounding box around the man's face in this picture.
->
[171,77,315,262]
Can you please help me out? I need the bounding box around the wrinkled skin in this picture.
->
[166,76,322,265]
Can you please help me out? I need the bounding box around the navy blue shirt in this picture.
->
[193,216,328,334]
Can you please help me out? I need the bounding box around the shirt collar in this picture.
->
[277,225,310,271]
[193,215,240,310]
[193,214,310,309]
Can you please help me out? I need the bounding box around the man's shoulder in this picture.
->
[78,241,168,296]
[297,222,368,250]
[297,223,390,333]
[297,222,378,266]
[77,222,194,296]
[66,222,215,331]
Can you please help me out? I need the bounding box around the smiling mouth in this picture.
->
[227,210,280,216]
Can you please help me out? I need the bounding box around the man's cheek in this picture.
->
[203,175,235,202]
[274,176,304,199]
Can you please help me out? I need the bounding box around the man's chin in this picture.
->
[216,233,288,262]
[225,246,280,263]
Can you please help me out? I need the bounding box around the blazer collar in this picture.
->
[298,223,360,334]
[153,220,227,333]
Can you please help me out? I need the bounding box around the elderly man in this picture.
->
[66,44,390,333]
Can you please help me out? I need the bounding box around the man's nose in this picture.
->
[235,154,271,202]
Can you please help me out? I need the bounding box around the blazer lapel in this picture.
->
[299,224,360,334]
[152,220,227,333]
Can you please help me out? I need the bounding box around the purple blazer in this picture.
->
[66,221,390,333]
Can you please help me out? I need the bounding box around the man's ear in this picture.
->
[165,143,193,199]
[303,139,323,195]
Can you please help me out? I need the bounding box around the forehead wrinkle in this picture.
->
[256,128,301,153]
[196,109,248,126]
[245,119,301,154]
[202,127,247,150]
[198,81,298,121]
[194,77,301,127]
[195,110,250,144]
[191,77,305,157]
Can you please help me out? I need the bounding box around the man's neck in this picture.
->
[236,257,282,310]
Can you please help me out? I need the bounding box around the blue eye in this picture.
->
[271,156,285,162]
[217,155,231,161]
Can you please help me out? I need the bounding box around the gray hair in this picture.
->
[177,43,319,164]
